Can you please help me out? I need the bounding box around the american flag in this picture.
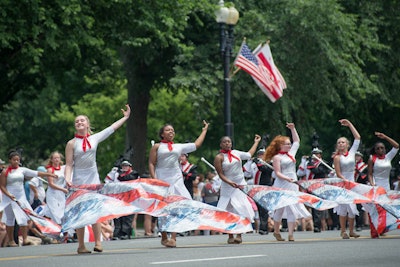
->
[234,43,282,102]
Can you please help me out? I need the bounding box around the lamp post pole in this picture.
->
[216,1,239,140]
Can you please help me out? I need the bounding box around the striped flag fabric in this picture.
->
[157,195,253,234]
[234,42,284,102]
[298,178,400,235]
[253,43,287,91]
[242,185,337,212]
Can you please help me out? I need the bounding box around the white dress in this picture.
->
[371,147,398,191]
[155,142,196,199]
[0,167,36,226]
[217,150,255,221]
[72,127,114,185]
[272,142,311,222]
[44,165,66,224]
[333,139,360,217]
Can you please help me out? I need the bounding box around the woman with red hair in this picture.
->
[263,123,311,242]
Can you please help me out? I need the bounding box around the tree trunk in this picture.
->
[121,48,152,175]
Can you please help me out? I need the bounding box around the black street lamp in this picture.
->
[215,1,239,140]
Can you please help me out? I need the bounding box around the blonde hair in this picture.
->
[75,115,94,135]
[263,135,290,162]
[47,151,64,166]
[335,137,350,154]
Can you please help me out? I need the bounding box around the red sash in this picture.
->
[161,140,174,151]
[75,134,91,152]
[220,150,240,163]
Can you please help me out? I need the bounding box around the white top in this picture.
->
[217,150,255,222]
[72,127,114,185]
[371,147,398,191]
[273,141,300,191]
[155,142,196,198]
[0,167,35,225]
[338,139,360,181]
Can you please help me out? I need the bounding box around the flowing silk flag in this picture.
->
[242,185,337,212]
[297,179,372,204]
[100,178,170,202]
[253,42,287,92]
[364,203,400,235]
[61,189,145,232]
[19,204,62,238]
[298,178,400,234]
[234,42,283,102]
[156,195,252,234]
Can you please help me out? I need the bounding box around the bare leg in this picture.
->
[92,223,103,251]
[144,215,152,235]
[170,232,177,241]
[339,216,347,234]
[348,218,360,238]
[20,225,29,244]
[6,225,16,246]
[339,216,349,239]
[348,217,355,233]
[76,227,89,253]
[273,220,281,234]
[273,220,285,241]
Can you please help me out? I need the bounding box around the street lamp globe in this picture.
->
[215,4,229,23]
[226,7,239,25]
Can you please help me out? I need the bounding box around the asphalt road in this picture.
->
[0,229,399,267]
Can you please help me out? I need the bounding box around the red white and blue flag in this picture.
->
[242,185,337,212]
[21,207,62,238]
[156,195,253,234]
[234,41,285,102]
[60,179,253,234]
[298,178,400,234]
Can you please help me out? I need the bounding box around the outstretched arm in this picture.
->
[247,135,261,157]
[339,119,360,140]
[286,122,300,143]
[194,120,209,149]
[111,104,131,131]
[375,132,399,149]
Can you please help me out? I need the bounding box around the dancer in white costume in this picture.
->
[0,151,57,247]
[45,151,68,225]
[148,120,209,248]
[332,119,361,239]
[367,132,399,191]
[366,132,399,238]
[214,134,261,244]
[65,104,130,254]
[263,123,311,242]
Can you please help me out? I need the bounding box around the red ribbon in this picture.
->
[75,134,92,152]
[161,140,174,151]
[373,154,385,161]
[46,165,61,173]
[220,150,240,163]
[5,166,18,177]
[278,151,296,162]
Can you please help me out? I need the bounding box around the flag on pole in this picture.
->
[234,41,284,102]
[253,42,287,91]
